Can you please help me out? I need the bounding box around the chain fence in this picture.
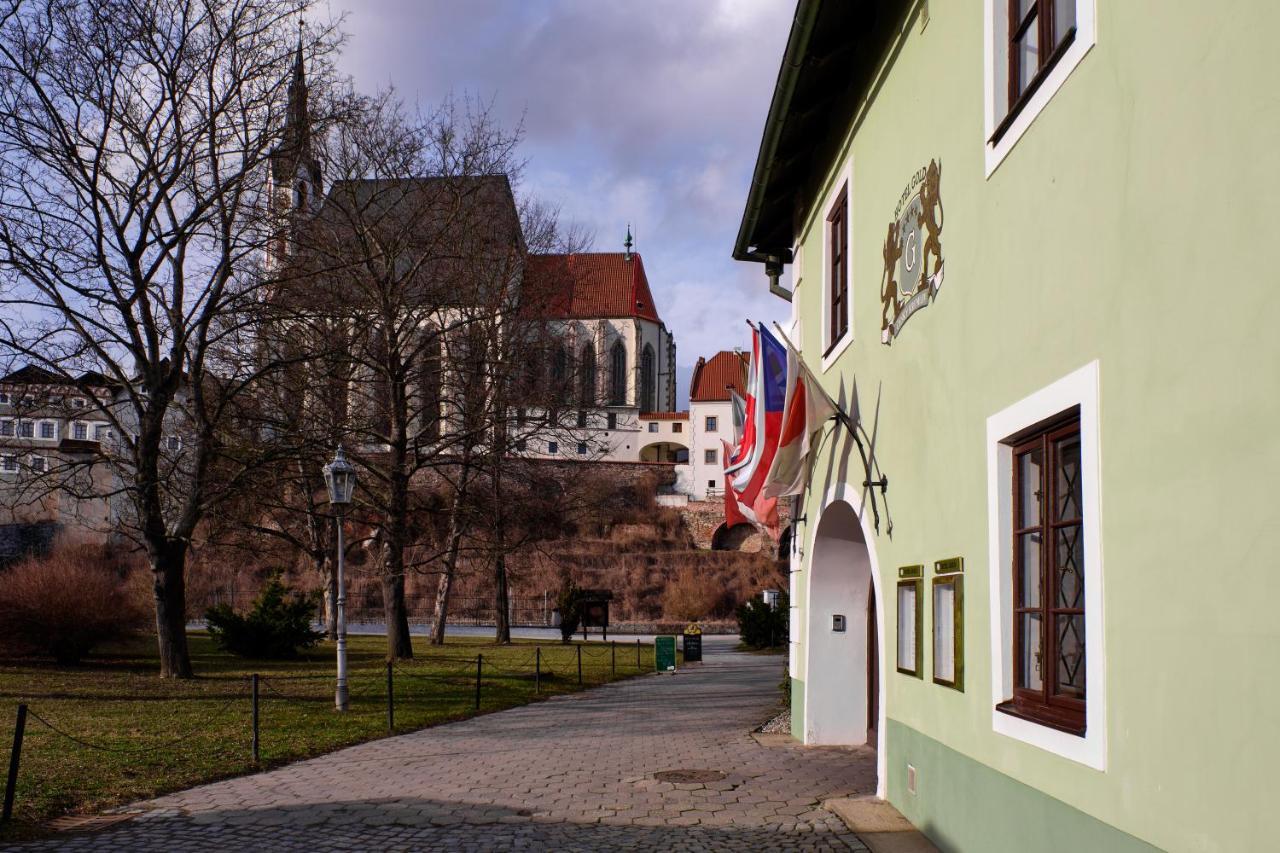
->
[1,638,662,825]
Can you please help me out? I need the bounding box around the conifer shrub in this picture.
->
[556,571,582,643]
[205,574,322,659]
[736,591,788,649]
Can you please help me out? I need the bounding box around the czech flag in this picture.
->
[764,333,837,497]
[725,322,786,537]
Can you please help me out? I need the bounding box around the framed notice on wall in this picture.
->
[932,575,963,691]
[897,577,922,677]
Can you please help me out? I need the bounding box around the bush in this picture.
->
[205,574,322,659]
[662,566,716,622]
[0,549,150,664]
[737,592,788,649]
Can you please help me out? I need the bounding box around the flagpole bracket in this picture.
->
[862,475,888,495]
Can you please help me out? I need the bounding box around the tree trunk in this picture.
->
[494,552,511,644]
[380,538,414,659]
[151,543,194,679]
[321,554,338,640]
[430,524,463,646]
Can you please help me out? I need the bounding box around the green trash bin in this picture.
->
[654,636,677,672]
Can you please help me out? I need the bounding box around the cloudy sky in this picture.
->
[328,0,794,407]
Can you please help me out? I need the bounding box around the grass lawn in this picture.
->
[0,631,660,839]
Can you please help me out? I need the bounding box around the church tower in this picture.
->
[268,35,322,266]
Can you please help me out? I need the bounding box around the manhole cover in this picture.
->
[654,769,725,784]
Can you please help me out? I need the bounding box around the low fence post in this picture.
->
[535,647,541,694]
[636,638,641,669]
[611,641,616,677]
[251,674,260,764]
[386,661,394,734]
[475,654,483,711]
[2,703,27,823]
[576,645,583,686]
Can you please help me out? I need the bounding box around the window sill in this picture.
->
[820,332,853,373]
[995,700,1085,738]
[989,28,1077,147]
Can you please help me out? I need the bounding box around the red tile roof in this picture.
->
[641,411,689,420]
[689,351,748,403]
[524,252,663,323]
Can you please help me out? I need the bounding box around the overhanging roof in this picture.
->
[733,0,907,264]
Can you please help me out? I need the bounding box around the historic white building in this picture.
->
[684,350,747,500]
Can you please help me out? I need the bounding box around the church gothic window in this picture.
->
[640,344,656,412]
[579,343,596,406]
[609,341,627,406]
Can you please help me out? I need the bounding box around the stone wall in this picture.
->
[678,499,792,555]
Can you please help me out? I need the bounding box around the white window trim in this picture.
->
[0,417,12,437]
[37,419,58,441]
[29,454,46,473]
[820,161,854,372]
[0,454,16,474]
[71,420,88,441]
[983,0,1097,177]
[986,360,1106,769]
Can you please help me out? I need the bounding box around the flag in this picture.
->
[726,322,786,537]
[722,440,751,528]
[729,388,747,445]
[764,334,837,498]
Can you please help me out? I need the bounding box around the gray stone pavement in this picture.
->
[11,638,876,851]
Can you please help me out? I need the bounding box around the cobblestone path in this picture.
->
[15,639,876,851]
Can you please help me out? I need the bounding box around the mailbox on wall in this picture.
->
[832,614,846,632]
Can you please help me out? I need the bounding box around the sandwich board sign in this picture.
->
[655,636,677,672]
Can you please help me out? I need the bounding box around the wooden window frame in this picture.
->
[824,186,849,356]
[993,0,1078,144]
[896,577,923,678]
[997,410,1086,736]
[704,448,717,465]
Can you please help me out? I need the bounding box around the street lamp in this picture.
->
[323,445,356,712]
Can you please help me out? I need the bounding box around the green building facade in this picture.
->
[733,2,1279,851]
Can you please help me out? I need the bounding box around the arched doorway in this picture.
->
[805,499,881,753]
[639,441,687,463]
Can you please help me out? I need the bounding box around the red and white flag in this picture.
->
[764,334,837,498]
[724,322,786,538]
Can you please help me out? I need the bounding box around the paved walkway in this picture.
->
[16,639,876,851]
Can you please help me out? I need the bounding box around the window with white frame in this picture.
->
[0,419,12,437]
[18,421,33,439]
[1,455,16,473]
[985,0,1096,174]
[72,421,87,440]
[39,420,56,440]
[987,361,1104,769]
[825,185,849,354]
[94,424,110,442]
[165,435,181,451]
[30,455,46,473]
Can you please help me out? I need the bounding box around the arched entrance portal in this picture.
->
[805,500,881,751]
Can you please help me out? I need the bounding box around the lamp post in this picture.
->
[323,445,356,712]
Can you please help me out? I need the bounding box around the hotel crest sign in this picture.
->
[880,159,945,344]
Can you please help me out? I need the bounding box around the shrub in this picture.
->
[737,592,788,649]
[662,567,716,622]
[205,574,322,659]
[556,571,582,643]
[0,549,150,664]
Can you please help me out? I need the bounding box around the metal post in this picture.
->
[386,661,394,734]
[475,654,483,711]
[251,675,260,763]
[611,641,616,677]
[576,645,582,685]
[535,647,541,694]
[636,638,641,668]
[2,704,27,823]
[543,590,548,625]
[335,510,349,712]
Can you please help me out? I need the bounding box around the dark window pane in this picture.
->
[1055,524,1084,608]
[1015,0,1037,23]
[1055,614,1086,699]
[1018,448,1043,527]
[1020,612,1043,691]
[1019,532,1043,607]
[1054,435,1082,520]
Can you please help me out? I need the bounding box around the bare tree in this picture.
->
[0,0,340,677]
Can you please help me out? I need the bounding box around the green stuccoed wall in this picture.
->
[782,1,1280,851]
[886,721,1160,853]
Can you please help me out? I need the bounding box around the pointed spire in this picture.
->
[624,223,633,261]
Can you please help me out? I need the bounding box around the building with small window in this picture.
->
[732,2,1279,850]
[686,350,747,500]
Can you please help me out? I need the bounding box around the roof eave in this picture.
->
[732,0,822,265]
